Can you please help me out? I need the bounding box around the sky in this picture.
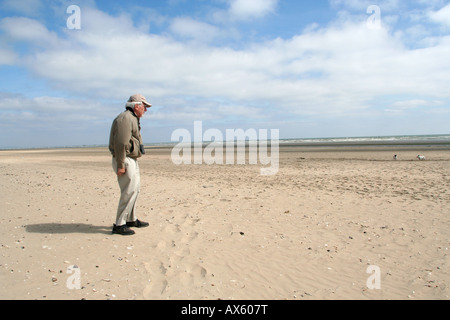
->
[0,0,449,148]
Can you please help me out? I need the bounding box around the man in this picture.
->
[109,94,151,235]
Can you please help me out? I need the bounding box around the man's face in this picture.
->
[134,103,147,118]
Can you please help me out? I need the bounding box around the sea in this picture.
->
[1,134,449,150]
[277,134,450,146]
[147,134,450,148]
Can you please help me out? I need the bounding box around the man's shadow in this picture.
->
[26,223,111,235]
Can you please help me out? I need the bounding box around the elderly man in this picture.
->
[109,94,151,235]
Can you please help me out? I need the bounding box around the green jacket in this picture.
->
[109,109,144,169]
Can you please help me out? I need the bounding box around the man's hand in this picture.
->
[117,168,126,177]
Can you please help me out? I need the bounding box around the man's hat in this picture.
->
[128,94,152,108]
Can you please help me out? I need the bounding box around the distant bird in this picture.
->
[417,155,425,160]
[393,154,397,160]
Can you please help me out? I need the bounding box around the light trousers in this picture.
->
[112,157,140,226]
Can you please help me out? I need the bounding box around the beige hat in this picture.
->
[128,94,152,108]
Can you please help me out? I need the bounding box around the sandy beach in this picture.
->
[0,145,449,300]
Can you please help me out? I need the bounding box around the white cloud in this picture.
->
[0,47,17,65]
[0,17,59,47]
[429,3,450,27]
[228,0,279,20]
[169,17,221,42]
[0,93,118,147]
[213,0,279,22]
[0,94,112,116]
[4,10,448,119]
[390,99,429,109]
[385,99,444,114]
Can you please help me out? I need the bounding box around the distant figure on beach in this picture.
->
[108,94,151,235]
[393,154,397,160]
[417,155,426,161]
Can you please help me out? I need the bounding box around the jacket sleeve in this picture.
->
[113,116,132,170]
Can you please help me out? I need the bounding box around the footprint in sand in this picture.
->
[143,261,169,296]
[143,212,203,298]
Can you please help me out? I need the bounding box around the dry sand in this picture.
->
[0,145,449,300]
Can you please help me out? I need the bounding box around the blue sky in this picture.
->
[1,0,449,148]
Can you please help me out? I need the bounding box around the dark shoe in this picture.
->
[126,219,149,228]
[112,224,135,235]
